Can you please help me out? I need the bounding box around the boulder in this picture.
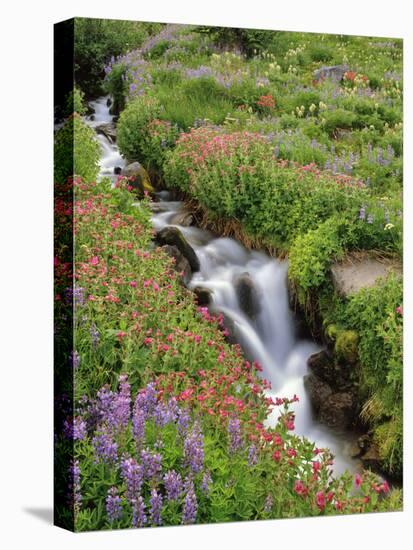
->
[89,114,95,121]
[156,226,200,272]
[307,349,352,390]
[95,122,117,142]
[330,253,402,298]
[114,166,122,175]
[170,211,194,227]
[234,272,260,320]
[313,64,349,82]
[319,392,355,429]
[122,162,154,194]
[360,443,382,472]
[106,97,112,107]
[193,287,213,306]
[304,373,333,413]
[160,245,192,285]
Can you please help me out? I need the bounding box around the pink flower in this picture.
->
[130,280,137,288]
[396,305,403,316]
[152,282,160,292]
[90,256,99,266]
[143,279,152,288]
[294,480,306,496]
[194,335,201,344]
[272,450,281,462]
[316,491,325,510]
[354,473,362,488]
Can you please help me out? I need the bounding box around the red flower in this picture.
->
[316,491,326,510]
[294,480,307,496]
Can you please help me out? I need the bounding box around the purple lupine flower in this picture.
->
[201,471,212,495]
[73,416,87,440]
[182,478,197,524]
[90,323,100,347]
[120,456,143,500]
[132,495,147,528]
[184,422,204,474]
[149,488,163,526]
[68,459,81,512]
[134,382,158,419]
[177,407,191,436]
[141,448,162,479]
[70,350,80,369]
[163,470,183,501]
[358,207,366,220]
[228,416,243,454]
[264,494,273,513]
[96,386,116,426]
[106,487,122,523]
[248,444,258,466]
[92,429,118,463]
[113,374,131,429]
[367,214,374,224]
[154,401,169,427]
[132,406,146,448]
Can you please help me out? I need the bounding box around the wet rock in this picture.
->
[95,122,117,142]
[122,162,154,194]
[314,64,349,82]
[360,443,382,472]
[349,434,372,458]
[221,312,238,345]
[89,114,95,121]
[160,245,192,285]
[193,287,213,306]
[304,373,333,413]
[319,392,355,429]
[170,211,194,227]
[107,97,112,107]
[156,226,200,272]
[114,166,122,175]
[234,272,260,320]
[307,349,352,390]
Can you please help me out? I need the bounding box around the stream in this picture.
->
[86,96,361,476]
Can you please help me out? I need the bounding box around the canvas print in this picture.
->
[54,18,403,532]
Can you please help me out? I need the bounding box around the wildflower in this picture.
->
[90,322,100,347]
[141,448,162,479]
[68,459,81,512]
[354,473,362,488]
[248,444,258,466]
[384,223,394,230]
[92,429,118,464]
[294,480,307,496]
[163,470,183,501]
[70,350,80,369]
[316,491,326,510]
[184,422,204,473]
[263,494,273,513]
[182,478,197,524]
[106,487,122,523]
[367,214,374,224]
[149,488,163,526]
[272,450,281,462]
[358,207,366,220]
[132,495,147,528]
[396,305,403,316]
[121,456,143,500]
[73,416,87,440]
[201,471,213,495]
[228,416,243,454]
[90,256,99,266]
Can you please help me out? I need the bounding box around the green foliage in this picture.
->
[309,45,334,62]
[103,63,128,114]
[321,109,357,136]
[54,115,100,183]
[335,329,359,363]
[65,86,87,116]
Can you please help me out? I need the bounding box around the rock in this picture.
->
[114,166,122,175]
[95,122,117,142]
[170,211,194,227]
[304,373,333,413]
[234,272,260,320]
[193,287,213,306]
[156,226,200,272]
[221,312,238,345]
[160,245,192,285]
[349,441,363,459]
[307,349,352,390]
[122,162,154,194]
[313,64,349,82]
[89,114,95,121]
[335,329,359,364]
[106,97,112,107]
[360,443,382,472]
[330,253,402,297]
[319,392,355,429]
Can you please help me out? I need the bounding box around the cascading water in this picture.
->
[88,97,360,477]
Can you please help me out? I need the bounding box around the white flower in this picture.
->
[384,223,394,231]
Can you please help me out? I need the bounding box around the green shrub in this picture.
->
[335,329,359,363]
[117,96,162,162]
[54,115,100,183]
[103,63,128,114]
[309,45,334,62]
[322,109,357,136]
[64,86,87,116]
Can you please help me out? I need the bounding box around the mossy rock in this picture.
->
[122,162,154,194]
[335,329,359,364]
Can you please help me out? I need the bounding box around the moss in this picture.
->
[335,329,359,363]
[373,416,403,479]
[325,323,338,341]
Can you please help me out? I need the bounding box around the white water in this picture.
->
[90,97,360,476]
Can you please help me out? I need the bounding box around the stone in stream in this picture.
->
[304,373,333,413]
[95,122,117,142]
[107,97,112,107]
[234,272,260,320]
[313,64,349,82]
[160,244,192,285]
[170,210,194,227]
[307,349,352,390]
[156,226,200,272]
[122,162,154,194]
[193,287,213,306]
[114,166,122,175]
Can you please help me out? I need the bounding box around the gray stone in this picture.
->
[170,211,194,227]
[95,122,117,142]
[122,162,153,194]
[307,349,352,390]
[193,287,213,306]
[156,226,200,272]
[319,392,354,429]
[304,373,333,413]
[330,253,402,297]
[313,64,349,82]
[234,272,260,320]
